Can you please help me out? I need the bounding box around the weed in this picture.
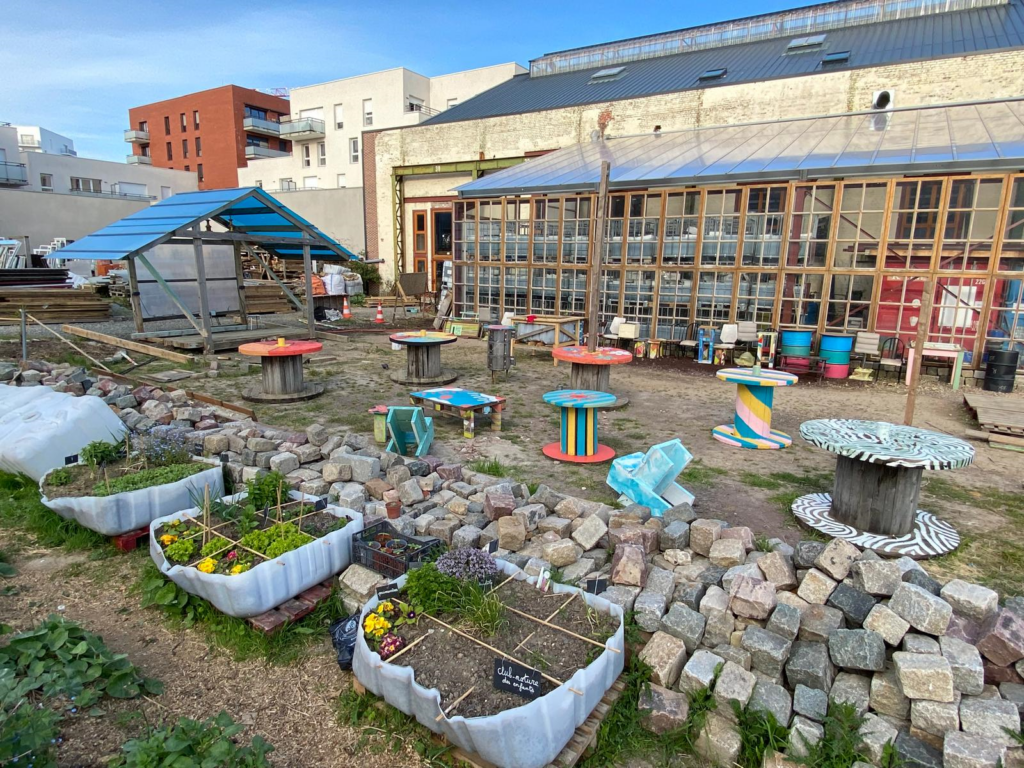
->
[47,467,72,486]
[523,647,552,671]
[739,472,785,490]
[678,459,728,486]
[0,472,109,551]
[796,701,866,768]
[734,702,789,768]
[754,534,776,553]
[467,457,514,478]
[460,583,508,637]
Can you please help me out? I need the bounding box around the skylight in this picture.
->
[699,68,728,81]
[787,34,827,50]
[822,50,851,64]
[589,66,626,83]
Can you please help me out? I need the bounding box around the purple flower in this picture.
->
[436,547,498,581]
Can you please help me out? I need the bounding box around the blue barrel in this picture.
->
[819,333,854,364]
[781,329,812,357]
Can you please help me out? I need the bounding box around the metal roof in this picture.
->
[454,99,1024,197]
[424,0,1024,126]
[54,187,357,262]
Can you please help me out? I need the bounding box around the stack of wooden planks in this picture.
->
[0,268,72,289]
[0,287,110,322]
[246,281,297,314]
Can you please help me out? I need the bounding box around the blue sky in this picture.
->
[2,0,808,162]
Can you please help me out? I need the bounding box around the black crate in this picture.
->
[353,520,442,579]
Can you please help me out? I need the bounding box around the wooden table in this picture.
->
[551,345,632,392]
[542,390,617,463]
[712,368,798,450]
[905,341,965,390]
[410,387,505,438]
[389,331,458,386]
[238,338,324,402]
[511,315,584,364]
[792,419,974,557]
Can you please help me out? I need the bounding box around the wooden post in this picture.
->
[125,257,145,334]
[903,277,933,426]
[191,232,215,356]
[233,242,248,326]
[302,240,316,339]
[586,161,610,353]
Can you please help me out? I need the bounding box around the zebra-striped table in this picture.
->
[711,368,799,450]
[542,390,617,463]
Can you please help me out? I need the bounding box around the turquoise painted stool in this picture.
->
[385,406,434,457]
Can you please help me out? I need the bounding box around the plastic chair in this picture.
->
[385,406,434,457]
[875,337,906,384]
[606,438,695,516]
[717,323,739,363]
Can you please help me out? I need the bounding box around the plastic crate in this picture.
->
[353,520,441,579]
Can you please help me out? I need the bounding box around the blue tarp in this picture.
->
[54,187,357,262]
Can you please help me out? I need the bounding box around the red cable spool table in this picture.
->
[551,346,632,404]
[238,338,325,403]
[389,331,459,387]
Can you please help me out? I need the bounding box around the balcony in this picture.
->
[127,154,152,165]
[71,188,156,201]
[278,117,325,140]
[124,129,150,143]
[17,136,39,150]
[245,145,290,160]
[0,161,28,186]
[243,116,281,137]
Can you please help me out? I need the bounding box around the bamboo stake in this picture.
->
[487,573,519,595]
[203,485,210,548]
[435,686,476,721]
[26,314,111,372]
[514,592,577,652]
[422,614,582,696]
[377,633,429,667]
[503,604,620,653]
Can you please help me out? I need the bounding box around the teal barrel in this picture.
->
[819,333,854,364]
[781,329,812,357]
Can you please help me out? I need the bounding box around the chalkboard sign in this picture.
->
[484,539,498,554]
[64,454,79,466]
[493,658,542,700]
[584,577,608,596]
[376,583,400,601]
[313,498,328,512]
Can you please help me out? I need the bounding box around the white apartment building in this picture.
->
[238,63,524,193]
[11,125,77,156]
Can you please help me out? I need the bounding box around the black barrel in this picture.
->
[983,350,1020,393]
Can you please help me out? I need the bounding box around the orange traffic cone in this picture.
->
[342,296,352,320]
[374,303,385,324]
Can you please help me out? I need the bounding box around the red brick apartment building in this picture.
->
[126,85,291,189]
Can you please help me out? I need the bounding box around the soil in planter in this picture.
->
[42,458,207,499]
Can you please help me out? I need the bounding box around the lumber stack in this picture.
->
[0,287,110,323]
[0,268,71,289]
[246,281,298,314]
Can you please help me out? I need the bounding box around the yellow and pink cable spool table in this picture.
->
[711,367,798,450]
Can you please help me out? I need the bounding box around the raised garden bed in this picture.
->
[150,488,363,618]
[352,554,625,768]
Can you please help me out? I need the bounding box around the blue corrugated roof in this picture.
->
[55,187,357,262]
[424,0,1024,126]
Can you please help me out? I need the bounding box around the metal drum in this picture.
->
[486,324,515,381]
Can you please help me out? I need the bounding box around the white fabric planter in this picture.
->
[0,386,126,481]
[353,560,625,768]
[40,463,223,537]
[150,490,363,618]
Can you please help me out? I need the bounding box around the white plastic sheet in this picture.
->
[150,491,364,618]
[353,560,625,768]
[0,386,126,481]
[40,463,223,537]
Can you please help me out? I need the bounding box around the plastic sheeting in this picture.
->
[150,491,364,618]
[0,386,126,481]
[40,463,223,537]
[353,560,625,768]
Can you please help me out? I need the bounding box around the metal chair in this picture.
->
[717,323,739,364]
[851,331,882,369]
[875,337,906,384]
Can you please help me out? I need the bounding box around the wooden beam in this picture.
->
[250,249,304,312]
[135,253,205,337]
[233,242,249,325]
[587,160,610,353]
[903,277,933,426]
[125,257,145,334]
[174,230,317,246]
[303,241,316,339]
[62,325,196,364]
[191,233,215,356]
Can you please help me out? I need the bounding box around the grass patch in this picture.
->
[0,472,109,551]
[335,687,453,767]
[467,457,516,478]
[797,701,867,768]
[677,459,728,486]
[923,477,1024,521]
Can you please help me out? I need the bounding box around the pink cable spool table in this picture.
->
[711,367,799,449]
[238,338,325,403]
[551,346,632,406]
[389,330,458,386]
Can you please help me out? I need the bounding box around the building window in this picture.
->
[303,176,318,189]
[454,201,476,262]
[742,187,786,267]
[886,179,942,269]
[599,271,622,331]
[834,183,886,269]
[164,116,170,135]
[193,110,200,129]
[407,96,424,113]
[695,270,734,322]
[141,145,151,157]
[39,173,53,192]
[281,178,296,191]
[1000,178,1024,272]
[139,120,148,132]
[195,137,202,157]
[245,106,268,120]
[824,273,874,332]
[363,99,373,126]
[503,200,530,263]
[454,264,476,312]
[478,201,501,262]
[986,277,1024,361]
[559,197,591,265]
[166,142,173,161]
[334,103,344,129]
[181,139,189,159]
[779,273,825,328]
[278,140,288,151]
[559,269,587,315]
[70,177,101,194]
[337,174,347,188]
[737,272,778,324]
[180,113,187,132]
[626,193,661,265]
[184,165,190,172]
[662,191,700,266]
[246,136,269,148]
[302,145,311,168]
[446,97,458,110]
[939,178,1002,272]
[623,270,656,337]
[197,164,204,182]
[160,186,171,199]
[532,199,560,264]
[530,267,557,312]
[349,138,359,163]
[255,180,262,189]
[656,270,694,339]
[504,267,528,314]
[478,266,501,318]
[317,142,326,166]
[701,189,742,266]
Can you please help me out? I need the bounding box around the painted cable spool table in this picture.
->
[388,330,458,386]
[238,338,324,403]
[793,419,975,558]
[551,346,632,406]
[542,389,617,463]
[711,367,798,449]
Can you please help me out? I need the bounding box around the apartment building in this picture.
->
[11,125,76,156]
[126,85,291,189]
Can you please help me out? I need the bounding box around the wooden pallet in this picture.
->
[963,391,1024,436]
[0,287,110,323]
[112,526,150,553]
[247,581,335,634]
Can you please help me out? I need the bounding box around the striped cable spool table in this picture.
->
[542,389,617,463]
[711,367,799,450]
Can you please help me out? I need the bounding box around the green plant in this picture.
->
[47,467,71,486]
[110,711,273,767]
[239,522,313,560]
[347,260,382,288]
[350,293,366,307]
[1,671,62,768]
[881,739,907,768]
[246,471,289,509]
[459,582,508,637]
[0,472,107,551]
[734,702,789,768]
[467,457,513,478]
[133,431,192,467]
[1004,726,1024,748]
[754,534,775,553]
[93,463,207,496]
[201,537,232,558]
[403,562,465,615]
[80,439,124,468]
[164,538,196,564]
[796,702,866,768]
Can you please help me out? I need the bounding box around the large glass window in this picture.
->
[530,268,557,313]
[622,270,656,338]
[626,194,660,265]
[504,267,528,314]
[736,272,777,324]
[939,178,1002,272]
[561,197,591,264]
[779,273,825,328]
[886,180,942,269]
[695,271,734,322]
[478,266,501,320]
[503,200,530,262]
[701,190,741,266]
[662,191,700,266]
[985,278,1024,366]
[789,185,836,268]
[478,201,501,262]
[875,274,926,343]
[532,199,559,264]
[826,274,874,331]
[742,187,786,267]
[560,269,587,315]
[656,271,693,339]
[835,183,886,269]
[599,270,622,330]
[603,195,626,265]
[453,201,476,262]
[454,265,475,313]
[931,276,984,353]
[1001,178,1024,272]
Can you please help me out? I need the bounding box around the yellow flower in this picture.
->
[159,534,178,546]
[230,564,249,575]
[197,558,216,574]
[171,519,181,526]
[378,601,394,614]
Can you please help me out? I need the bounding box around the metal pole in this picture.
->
[302,241,316,339]
[586,161,611,353]
[903,277,933,426]
[20,309,27,361]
